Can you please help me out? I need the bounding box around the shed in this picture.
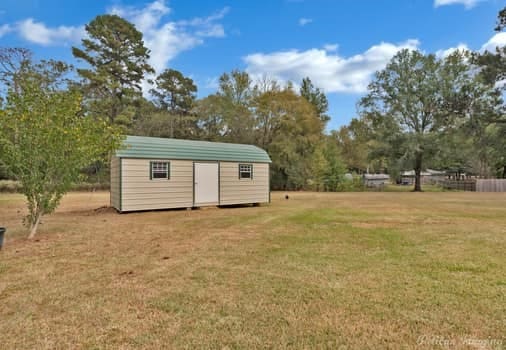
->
[110,136,272,212]
[363,174,390,187]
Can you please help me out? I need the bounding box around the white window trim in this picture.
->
[239,164,253,180]
[150,161,170,180]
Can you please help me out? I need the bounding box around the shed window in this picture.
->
[239,164,253,179]
[150,161,170,179]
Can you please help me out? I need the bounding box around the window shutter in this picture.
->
[149,161,153,180]
[167,162,170,180]
[251,165,253,180]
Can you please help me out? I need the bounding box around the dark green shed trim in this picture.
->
[192,162,195,207]
[119,157,123,213]
[268,163,271,204]
[218,161,221,205]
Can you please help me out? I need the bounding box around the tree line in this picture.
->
[1,10,505,237]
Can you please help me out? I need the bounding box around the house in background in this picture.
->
[111,136,271,212]
[400,169,447,185]
[363,174,390,188]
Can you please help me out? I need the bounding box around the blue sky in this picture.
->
[0,0,505,130]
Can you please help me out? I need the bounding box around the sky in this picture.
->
[0,0,505,131]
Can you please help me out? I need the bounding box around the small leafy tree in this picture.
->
[0,60,123,239]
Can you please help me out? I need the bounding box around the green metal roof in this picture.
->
[116,135,272,163]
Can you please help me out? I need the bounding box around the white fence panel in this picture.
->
[476,179,506,192]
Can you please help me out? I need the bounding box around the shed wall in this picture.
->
[121,158,193,211]
[110,156,120,210]
[219,162,269,205]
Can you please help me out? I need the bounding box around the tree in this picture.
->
[200,70,255,144]
[194,95,228,141]
[470,7,506,177]
[252,89,286,149]
[333,117,378,174]
[150,69,197,138]
[300,77,330,125]
[0,47,32,95]
[0,60,122,238]
[254,88,324,189]
[194,74,326,190]
[72,14,154,127]
[322,136,347,191]
[495,6,506,32]
[151,69,197,115]
[360,49,492,191]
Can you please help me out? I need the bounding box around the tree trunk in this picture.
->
[413,153,423,192]
[170,114,174,138]
[502,165,506,179]
[28,213,41,240]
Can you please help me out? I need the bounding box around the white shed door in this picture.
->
[194,162,219,205]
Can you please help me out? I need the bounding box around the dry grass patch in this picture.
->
[0,191,505,349]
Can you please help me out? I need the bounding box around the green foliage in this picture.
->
[332,117,381,174]
[193,95,228,141]
[216,70,256,144]
[0,60,123,238]
[0,48,32,94]
[471,8,506,177]
[192,71,339,190]
[321,137,347,191]
[146,69,198,139]
[300,77,330,125]
[495,6,506,32]
[253,88,324,190]
[72,14,154,127]
[151,69,197,112]
[359,49,499,190]
[336,176,365,192]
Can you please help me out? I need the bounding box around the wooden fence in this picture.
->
[443,180,476,191]
[476,179,506,192]
[442,179,506,192]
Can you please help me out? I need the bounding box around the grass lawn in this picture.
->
[0,191,504,349]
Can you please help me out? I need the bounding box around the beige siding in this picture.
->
[220,162,269,205]
[110,156,120,210]
[121,159,193,211]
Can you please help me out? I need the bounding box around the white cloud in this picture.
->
[0,23,11,37]
[110,0,171,34]
[178,6,229,38]
[298,18,312,26]
[109,1,227,73]
[480,32,506,52]
[204,76,219,89]
[244,39,420,94]
[435,43,469,58]
[434,0,483,9]
[323,43,338,52]
[16,18,84,45]
[1,0,225,77]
